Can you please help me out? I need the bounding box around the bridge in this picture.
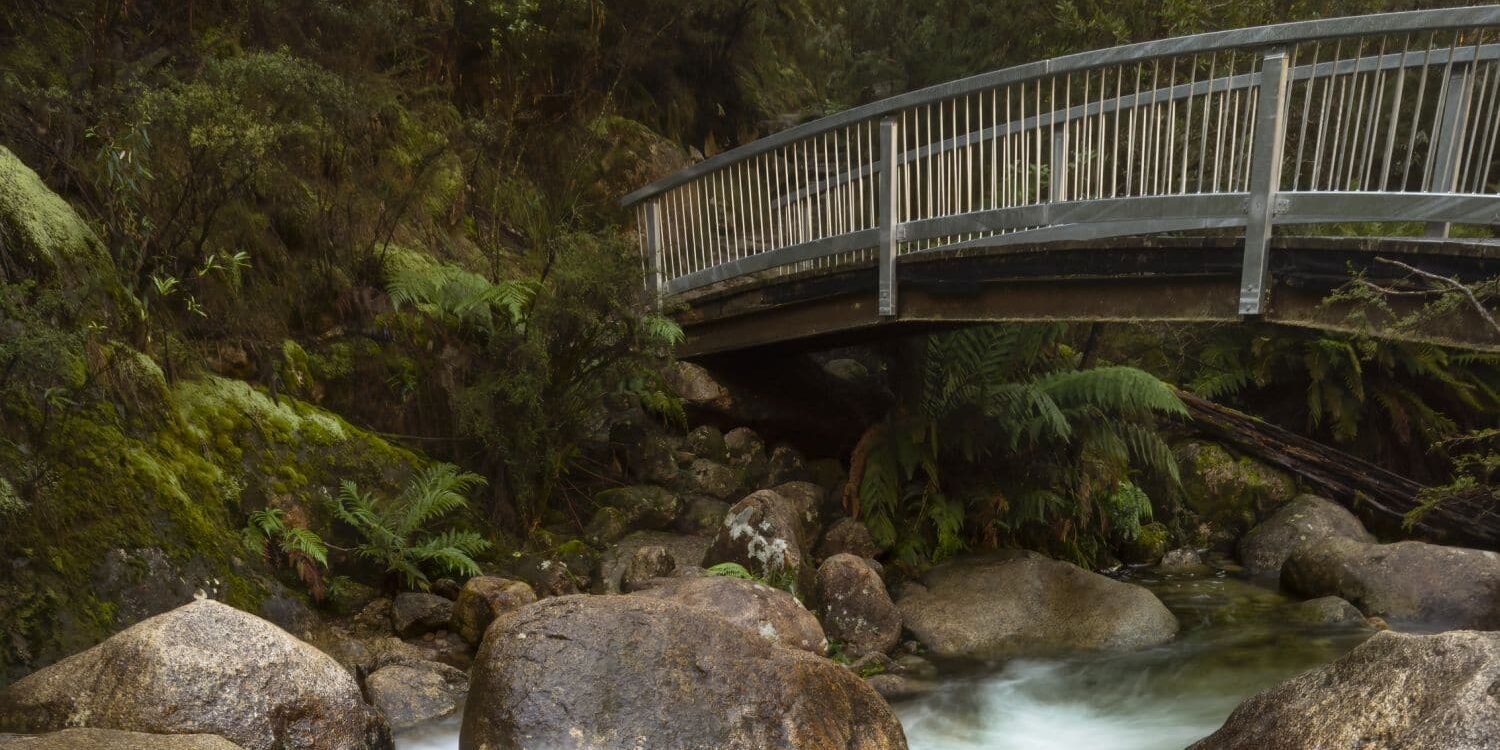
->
[621,8,1500,357]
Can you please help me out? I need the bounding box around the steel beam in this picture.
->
[1239,48,1291,316]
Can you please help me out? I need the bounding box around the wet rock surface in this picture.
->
[1190,630,1500,750]
[896,554,1179,658]
[461,595,906,750]
[630,574,827,654]
[0,600,391,750]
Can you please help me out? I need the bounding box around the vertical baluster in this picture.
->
[1198,55,1216,192]
[1402,33,1437,189]
[1294,43,1321,190]
[1379,38,1411,191]
[879,118,899,317]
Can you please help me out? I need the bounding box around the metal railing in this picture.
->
[622,7,1500,316]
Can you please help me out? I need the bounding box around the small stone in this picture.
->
[622,546,677,593]
[451,577,538,646]
[1285,596,1368,627]
[391,592,454,638]
[816,517,884,560]
[365,661,467,730]
[766,444,807,485]
[1158,547,1209,574]
[685,425,728,462]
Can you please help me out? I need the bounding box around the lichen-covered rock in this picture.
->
[705,489,817,597]
[769,480,826,540]
[1176,441,1296,540]
[0,728,245,750]
[817,517,885,560]
[818,554,900,657]
[391,592,453,638]
[621,545,677,593]
[597,531,712,594]
[1189,630,1500,750]
[366,661,467,730]
[678,459,739,500]
[631,575,827,654]
[1282,537,1500,629]
[1284,596,1368,627]
[0,600,391,750]
[460,596,905,750]
[451,577,538,646]
[895,554,1178,658]
[1237,494,1373,578]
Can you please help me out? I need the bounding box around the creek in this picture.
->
[394,567,1373,750]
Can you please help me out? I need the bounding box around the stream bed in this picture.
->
[395,568,1373,750]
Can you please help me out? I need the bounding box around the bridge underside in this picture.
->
[671,236,1500,358]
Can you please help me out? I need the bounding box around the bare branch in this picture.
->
[1373,256,1500,338]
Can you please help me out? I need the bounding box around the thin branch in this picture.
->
[1373,256,1500,338]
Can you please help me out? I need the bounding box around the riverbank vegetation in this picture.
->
[2,0,1495,686]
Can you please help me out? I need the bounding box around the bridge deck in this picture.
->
[673,236,1500,357]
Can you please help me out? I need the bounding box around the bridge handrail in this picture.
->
[623,7,1500,318]
[621,6,1499,206]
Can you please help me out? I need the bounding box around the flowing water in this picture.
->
[395,567,1373,750]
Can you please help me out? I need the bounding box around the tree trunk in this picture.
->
[1179,390,1499,549]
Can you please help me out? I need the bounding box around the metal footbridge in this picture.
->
[622,8,1500,356]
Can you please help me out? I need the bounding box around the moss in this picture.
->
[1176,441,1296,539]
[1,368,428,684]
[0,147,136,318]
[278,339,316,399]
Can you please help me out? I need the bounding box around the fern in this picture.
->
[242,507,329,599]
[330,464,492,590]
[856,324,1184,569]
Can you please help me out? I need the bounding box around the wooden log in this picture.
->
[1179,390,1499,550]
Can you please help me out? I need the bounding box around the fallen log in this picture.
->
[1178,390,1499,549]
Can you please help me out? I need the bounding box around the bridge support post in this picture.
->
[1239,48,1290,317]
[878,118,899,317]
[1425,63,1473,239]
[643,200,664,306]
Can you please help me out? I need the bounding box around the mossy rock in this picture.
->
[0,370,427,684]
[1175,441,1296,542]
[0,146,131,316]
[1119,522,1170,565]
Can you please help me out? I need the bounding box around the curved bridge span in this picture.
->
[622,8,1500,356]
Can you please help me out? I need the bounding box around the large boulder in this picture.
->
[452,577,539,645]
[895,554,1178,658]
[365,661,467,730]
[460,596,905,750]
[0,729,245,750]
[818,554,901,657]
[1282,537,1500,629]
[1190,630,1500,750]
[598,531,712,594]
[1237,494,1373,578]
[705,489,818,597]
[631,575,827,654]
[0,600,391,750]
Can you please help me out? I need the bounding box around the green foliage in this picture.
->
[704,560,799,596]
[387,256,540,335]
[331,464,492,591]
[1183,325,1500,476]
[856,324,1184,567]
[1407,429,1500,529]
[704,561,757,580]
[242,507,330,599]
